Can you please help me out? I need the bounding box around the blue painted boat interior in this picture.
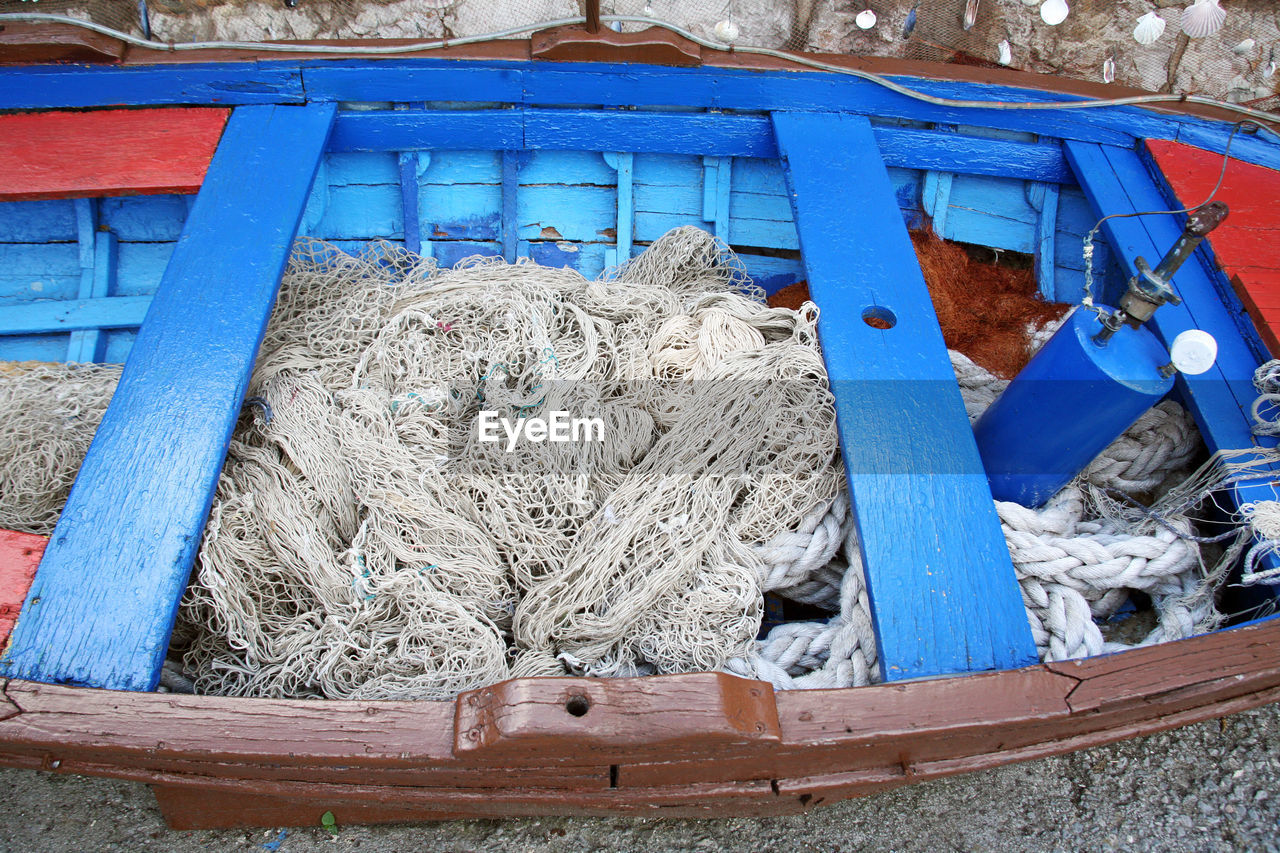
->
[2,57,1278,689]
[0,112,1130,365]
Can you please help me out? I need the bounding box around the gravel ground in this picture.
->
[2,702,1278,853]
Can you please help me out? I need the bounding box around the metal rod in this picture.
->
[1150,201,1229,282]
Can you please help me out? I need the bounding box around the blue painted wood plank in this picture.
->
[737,252,805,294]
[942,207,1036,255]
[431,239,501,268]
[330,107,1071,182]
[772,110,1037,680]
[922,171,953,236]
[0,292,147,336]
[526,240,608,277]
[931,173,1040,254]
[501,150,520,263]
[521,149,616,186]
[0,199,76,242]
[876,126,1070,183]
[420,150,501,184]
[326,151,400,186]
[0,244,81,304]
[67,201,104,363]
[521,62,1140,147]
[1064,140,1280,551]
[0,63,305,110]
[99,195,190,243]
[0,333,67,362]
[633,211,801,251]
[101,329,138,365]
[301,60,524,106]
[328,108,523,152]
[419,182,500,241]
[73,199,96,270]
[399,152,422,256]
[113,242,176,298]
[66,234,118,364]
[1029,182,1060,301]
[517,185,617,243]
[0,103,335,691]
[525,109,778,158]
[311,184,403,241]
[602,152,634,268]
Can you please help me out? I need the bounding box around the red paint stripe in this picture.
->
[1147,139,1280,356]
[0,529,46,648]
[0,108,230,201]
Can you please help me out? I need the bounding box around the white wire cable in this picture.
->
[3,11,1278,129]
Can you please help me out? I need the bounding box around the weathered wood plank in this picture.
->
[329,107,1071,182]
[771,111,1037,680]
[0,103,336,691]
[0,294,149,336]
[0,108,229,201]
[0,531,45,647]
[454,673,779,764]
[0,64,305,110]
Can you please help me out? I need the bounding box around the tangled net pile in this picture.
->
[168,228,849,699]
[0,228,1253,700]
[0,362,122,535]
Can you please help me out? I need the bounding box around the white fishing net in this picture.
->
[0,361,121,535]
[161,228,847,698]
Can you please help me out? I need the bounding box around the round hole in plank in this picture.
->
[565,695,591,717]
[862,305,897,329]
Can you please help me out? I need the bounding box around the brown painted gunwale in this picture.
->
[1,24,1279,827]
[0,618,1277,825]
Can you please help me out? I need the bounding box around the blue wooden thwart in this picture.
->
[0,103,336,691]
[772,111,1038,680]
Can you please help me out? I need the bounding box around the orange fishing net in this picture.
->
[767,229,1069,379]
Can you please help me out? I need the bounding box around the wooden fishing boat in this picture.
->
[1,13,1280,829]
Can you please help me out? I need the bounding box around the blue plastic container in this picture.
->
[973,307,1174,507]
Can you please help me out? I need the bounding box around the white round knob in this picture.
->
[1170,329,1218,375]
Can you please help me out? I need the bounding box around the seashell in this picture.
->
[1180,0,1225,39]
[1102,55,1116,83]
[998,39,1012,66]
[963,0,980,31]
[1233,38,1256,56]
[1133,11,1165,46]
[1265,61,1277,80]
[1040,0,1069,27]
[1021,0,1039,6]
[713,19,740,44]
[856,9,877,30]
[902,4,918,38]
